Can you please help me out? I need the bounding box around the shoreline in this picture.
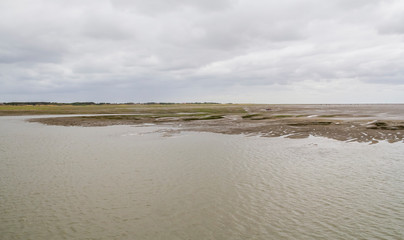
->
[26,104,404,144]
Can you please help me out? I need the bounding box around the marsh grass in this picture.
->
[70,112,226,122]
[183,115,224,121]
[242,114,261,119]
[366,121,404,130]
[81,115,143,120]
[250,117,270,120]
[288,122,332,126]
[242,114,297,120]
[271,115,295,118]
[374,121,387,126]
[318,115,338,118]
[0,104,247,116]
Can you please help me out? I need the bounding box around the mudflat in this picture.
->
[6,104,403,143]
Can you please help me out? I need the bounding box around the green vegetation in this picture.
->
[242,114,261,119]
[374,121,387,126]
[81,115,142,120]
[183,115,224,121]
[288,122,332,126]
[271,115,294,118]
[367,121,404,130]
[250,117,269,120]
[318,115,338,118]
[0,103,246,116]
[242,114,296,120]
[242,114,295,120]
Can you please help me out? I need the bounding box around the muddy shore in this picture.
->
[29,104,404,144]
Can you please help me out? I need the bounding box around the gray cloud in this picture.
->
[110,0,234,14]
[1,0,404,103]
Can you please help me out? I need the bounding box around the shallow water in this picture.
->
[1,116,403,239]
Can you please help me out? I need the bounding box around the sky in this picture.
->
[1,0,404,103]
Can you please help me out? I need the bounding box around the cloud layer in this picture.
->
[1,0,404,103]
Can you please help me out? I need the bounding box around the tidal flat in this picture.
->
[10,103,404,143]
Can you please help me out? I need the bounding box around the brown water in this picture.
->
[1,116,404,239]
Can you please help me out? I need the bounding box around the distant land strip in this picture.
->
[1,103,403,144]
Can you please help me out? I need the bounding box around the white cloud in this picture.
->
[0,0,404,102]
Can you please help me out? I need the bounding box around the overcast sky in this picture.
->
[1,0,404,103]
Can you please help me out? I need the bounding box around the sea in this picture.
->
[1,116,403,239]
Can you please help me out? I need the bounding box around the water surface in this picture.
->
[1,116,403,239]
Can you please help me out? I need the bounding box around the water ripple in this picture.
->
[1,118,404,239]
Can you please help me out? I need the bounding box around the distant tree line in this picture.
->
[2,102,102,106]
[3,102,64,106]
[3,102,99,106]
[2,102,221,106]
[143,102,219,105]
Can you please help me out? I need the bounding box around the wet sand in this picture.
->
[29,104,404,144]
